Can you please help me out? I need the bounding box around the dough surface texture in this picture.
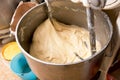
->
[30,19,101,64]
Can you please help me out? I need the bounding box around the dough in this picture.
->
[30,19,101,64]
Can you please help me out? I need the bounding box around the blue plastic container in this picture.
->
[10,53,37,80]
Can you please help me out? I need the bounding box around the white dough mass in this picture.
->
[30,19,101,64]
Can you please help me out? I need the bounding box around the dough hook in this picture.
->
[45,0,54,25]
[86,7,96,55]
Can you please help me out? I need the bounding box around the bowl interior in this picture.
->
[16,1,112,63]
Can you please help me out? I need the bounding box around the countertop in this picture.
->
[0,46,21,80]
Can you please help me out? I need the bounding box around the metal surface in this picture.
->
[45,0,54,25]
[0,0,27,30]
[88,0,106,9]
[16,1,113,80]
[86,7,96,55]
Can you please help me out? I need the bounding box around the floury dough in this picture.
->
[30,19,101,64]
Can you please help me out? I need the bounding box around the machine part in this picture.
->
[86,7,96,54]
[88,0,107,9]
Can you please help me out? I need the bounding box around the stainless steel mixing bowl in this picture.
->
[15,0,113,80]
